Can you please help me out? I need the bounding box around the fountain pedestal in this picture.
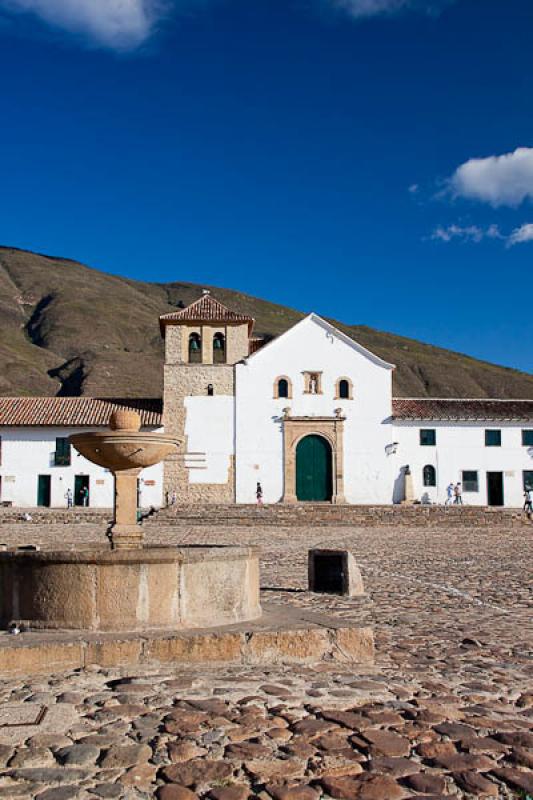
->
[112,468,144,549]
[69,410,178,550]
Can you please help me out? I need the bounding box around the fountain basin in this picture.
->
[69,431,179,471]
[0,546,261,632]
[70,422,181,549]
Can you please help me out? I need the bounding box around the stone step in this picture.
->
[0,508,112,525]
[146,503,527,528]
[0,601,374,677]
[1,504,527,528]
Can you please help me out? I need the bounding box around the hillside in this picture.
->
[0,245,532,399]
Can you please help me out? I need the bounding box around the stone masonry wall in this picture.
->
[163,364,235,503]
[226,324,250,363]
[164,325,184,364]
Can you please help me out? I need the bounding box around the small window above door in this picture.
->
[423,464,436,487]
[274,376,292,399]
[335,377,353,400]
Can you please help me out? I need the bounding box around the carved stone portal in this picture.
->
[282,415,345,504]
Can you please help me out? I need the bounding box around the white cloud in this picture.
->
[333,0,410,16]
[331,0,453,18]
[408,183,419,194]
[507,223,533,247]
[431,224,500,244]
[449,147,533,207]
[0,0,167,49]
[431,222,533,247]
[0,0,456,49]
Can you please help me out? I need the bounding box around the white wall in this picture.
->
[235,315,396,504]
[392,421,533,507]
[184,396,235,484]
[0,427,164,508]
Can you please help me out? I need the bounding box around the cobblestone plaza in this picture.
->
[0,519,531,798]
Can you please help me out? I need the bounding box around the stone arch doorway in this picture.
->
[295,434,333,502]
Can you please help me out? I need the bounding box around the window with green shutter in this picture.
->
[420,429,436,446]
[524,471,533,491]
[522,430,533,446]
[54,437,71,466]
[485,429,501,447]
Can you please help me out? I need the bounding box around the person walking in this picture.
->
[256,482,263,506]
[523,488,533,515]
[65,488,73,509]
[445,482,454,506]
[454,482,463,505]
[81,486,89,507]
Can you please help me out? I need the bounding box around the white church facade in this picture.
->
[1,294,532,509]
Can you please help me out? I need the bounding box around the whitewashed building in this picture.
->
[0,398,163,509]
[1,294,532,509]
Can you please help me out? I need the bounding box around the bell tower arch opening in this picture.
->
[188,332,202,363]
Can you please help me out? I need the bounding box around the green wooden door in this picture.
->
[37,475,51,507]
[296,435,332,502]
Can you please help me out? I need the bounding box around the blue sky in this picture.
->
[0,0,532,373]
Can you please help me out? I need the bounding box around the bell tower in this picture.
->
[160,290,253,367]
[159,292,254,502]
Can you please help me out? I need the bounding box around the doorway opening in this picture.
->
[37,475,51,507]
[487,471,504,507]
[75,475,90,507]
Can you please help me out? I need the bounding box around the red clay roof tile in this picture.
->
[392,398,533,421]
[160,293,254,334]
[0,397,162,427]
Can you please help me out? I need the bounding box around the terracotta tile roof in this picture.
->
[392,398,533,421]
[160,293,254,334]
[249,337,267,355]
[0,397,163,427]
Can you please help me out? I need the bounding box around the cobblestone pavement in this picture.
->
[0,522,532,799]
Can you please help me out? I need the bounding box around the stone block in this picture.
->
[0,642,83,678]
[308,549,365,596]
[332,627,375,664]
[244,629,330,664]
[84,639,143,669]
[145,632,243,663]
[180,551,261,628]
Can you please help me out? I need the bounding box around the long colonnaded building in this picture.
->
[0,293,532,509]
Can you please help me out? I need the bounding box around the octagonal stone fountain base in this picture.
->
[0,546,260,633]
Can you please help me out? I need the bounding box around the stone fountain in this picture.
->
[71,409,177,550]
[0,411,261,633]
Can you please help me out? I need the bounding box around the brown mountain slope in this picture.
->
[0,245,531,399]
